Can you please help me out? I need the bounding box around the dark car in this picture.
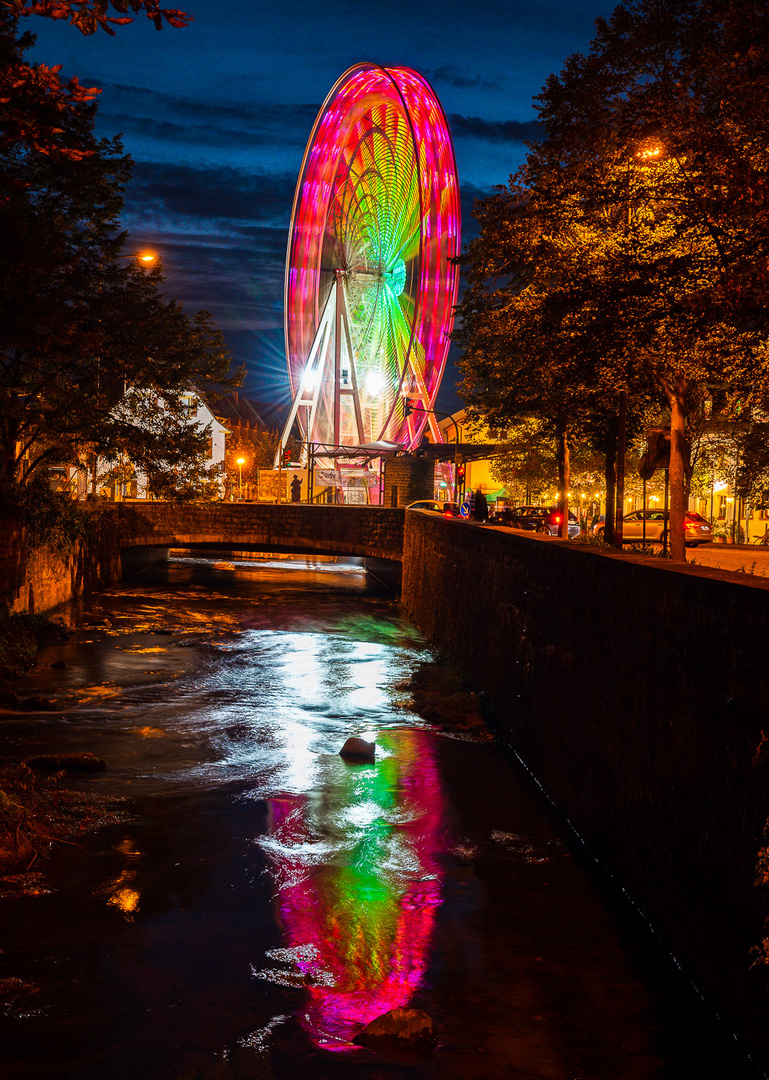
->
[593,509,713,547]
[489,505,581,538]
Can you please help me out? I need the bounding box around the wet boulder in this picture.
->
[353,1008,437,1056]
[339,737,375,762]
[25,753,107,774]
[20,695,55,712]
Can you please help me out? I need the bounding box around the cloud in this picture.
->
[428,64,499,91]
[448,114,542,143]
[128,161,296,228]
[99,82,319,140]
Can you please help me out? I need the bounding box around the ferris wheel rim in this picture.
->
[284,63,460,450]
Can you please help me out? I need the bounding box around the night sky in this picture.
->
[29,0,610,419]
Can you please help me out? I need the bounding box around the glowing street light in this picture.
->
[237,457,245,500]
[636,145,664,161]
[118,251,157,265]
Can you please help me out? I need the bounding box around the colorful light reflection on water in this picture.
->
[260,729,443,1049]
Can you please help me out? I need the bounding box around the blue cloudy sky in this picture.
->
[29,0,611,417]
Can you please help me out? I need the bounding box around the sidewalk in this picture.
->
[687,543,769,578]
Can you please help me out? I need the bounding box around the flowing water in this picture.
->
[0,556,762,1080]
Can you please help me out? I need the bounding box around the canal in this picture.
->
[0,555,762,1080]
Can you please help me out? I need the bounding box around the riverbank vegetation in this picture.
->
[0,610,68,684]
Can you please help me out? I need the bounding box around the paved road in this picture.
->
[687,543,769,578]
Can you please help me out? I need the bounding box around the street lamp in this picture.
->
[237,457,245,500]
[117,251,157,265]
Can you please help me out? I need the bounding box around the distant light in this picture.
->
[138,253,156,263]
[237,457,245,465]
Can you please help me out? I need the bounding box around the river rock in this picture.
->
[0,690,21,710]
[339,737,375,762]
[353,1008,437,1055]
[50,660,69,669]
[20,695,55,712]
[25,753,107,773]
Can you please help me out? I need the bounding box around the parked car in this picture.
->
[488,505,581,538]
[593,509,713,547]
[406,500,461,518]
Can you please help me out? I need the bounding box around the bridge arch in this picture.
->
[115,502,405,581]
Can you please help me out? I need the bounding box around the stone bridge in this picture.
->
[115,502,405,576]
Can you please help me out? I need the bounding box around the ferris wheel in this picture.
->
[277,64,461,462]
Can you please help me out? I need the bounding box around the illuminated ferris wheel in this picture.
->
[277,64,461,461]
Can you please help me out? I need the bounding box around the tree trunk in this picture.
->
[667,377,688,562]
[604,430,617,545]
[614,390,627,548]
[557,421,570,539]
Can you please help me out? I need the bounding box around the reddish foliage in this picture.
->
[0,59,100,158]
[1,1,191,35]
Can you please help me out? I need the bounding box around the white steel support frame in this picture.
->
[276,269,444,465]
[276,272,367,467]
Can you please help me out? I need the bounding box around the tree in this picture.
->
[456,170,660,539]
[490,418,557,504]
[459,0,769,560]
[456,179,610,537]
[2,1,191,36]
[0,12,239,504]
[0,3,190,163]
[530,0,769,559]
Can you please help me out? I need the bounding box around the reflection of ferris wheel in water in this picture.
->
[277,64,461,461]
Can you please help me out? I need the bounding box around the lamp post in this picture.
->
[90,250,158,498]
[237,457,245,500]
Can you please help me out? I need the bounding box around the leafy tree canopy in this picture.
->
[0,11,240,504]
[457,0,769,558]
[2,1,190,35]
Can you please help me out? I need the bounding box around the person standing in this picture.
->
[474,487,488,523]
[290,474,302,503]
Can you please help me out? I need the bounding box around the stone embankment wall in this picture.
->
[0,509,121,614]
[401,512,769,1065]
